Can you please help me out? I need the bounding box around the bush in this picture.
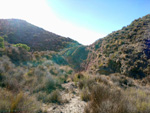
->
[0,36,4,48]
[38,90,62,104]
[126,88,150,113]
[80,88,90,102]
[13,43,30,51]
[44,76,56,93]
[6,45,32,64]
[48,90,62,104]
[0,88,40,113]
[84,84,134,113]
[73,73,84,82]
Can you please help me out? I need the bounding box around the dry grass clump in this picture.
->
[110,73,135,88]
[0,88,41,113]
[78,74,111,102]
[84,84,135,113]
[48,90,62,104]
[78,77,95,90]
[125,88,150,113]
[83,74,150,113]
[73,72,84,82]
[37,90,62,104]
[80,88,90,102]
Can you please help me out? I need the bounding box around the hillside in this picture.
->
[0,15,150,78]
[1,14,150,113]
[0,19,80,51]
[0,19,89,71]
[85,14,150,78]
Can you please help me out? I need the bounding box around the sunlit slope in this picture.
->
[86,14,150,78]
[0,19,80,51]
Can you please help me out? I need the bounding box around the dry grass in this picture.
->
[80,88,90,102]
[84,84,135,113]
[0,88,41,113]
[83,74,150,113]
[125,88,150,113]
[37,90,62,104]
[47,90,62,104]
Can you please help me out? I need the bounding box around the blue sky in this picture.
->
[47,0,150,34]
[0,0,149,45]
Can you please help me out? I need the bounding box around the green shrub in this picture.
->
[45,77,56,93]
[0,37,4,48]
[67,70,73,74]
[13,43,30,51]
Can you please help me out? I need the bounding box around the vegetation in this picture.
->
[0,88,41,113]
[0,19,80,51]
[0,36,4,48]
[0,14,150,112]
[86,14,150,78]
[13,43,30,51]
[0,48,74,112]
[74,73,150,113]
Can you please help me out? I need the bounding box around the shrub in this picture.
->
[78,80,85,89]
[78,77,95,90]
[80,88,90,102]
[13,43,30,51]
[6,45,32,64]
[37,90,62,104]
[45,76,56,93]
[67,70,73,74]
[0,36,4,48]
[73,73,84,82]
[0,88,40,113]
[126,88,150,113]
[84,84,134,113]
[48,90,62,104]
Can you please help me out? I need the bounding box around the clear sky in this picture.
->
[0,0,149,45]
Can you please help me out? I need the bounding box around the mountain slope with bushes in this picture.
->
[0,19,80,51]
[86,14,150,78]
[0,14,150,113]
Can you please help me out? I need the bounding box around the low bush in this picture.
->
[73,73,84,82]
[126,88,150,113]
[80,88,90,102]
[48,90,62,104]
[0,88,40,113]
[37,90,62,104]
[84,84,134,113]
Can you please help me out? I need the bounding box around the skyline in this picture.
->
[0,0,149,45]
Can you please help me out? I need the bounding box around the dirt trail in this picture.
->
[43,82,86,113]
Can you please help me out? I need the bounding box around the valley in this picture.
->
[0,14,150,113]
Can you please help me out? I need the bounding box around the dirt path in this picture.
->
[43,82,87,113]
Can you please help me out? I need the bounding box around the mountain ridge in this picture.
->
[0,19,80,51]
[1,14,150,113]
[85,14,150,78]
[0,14,150,78]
